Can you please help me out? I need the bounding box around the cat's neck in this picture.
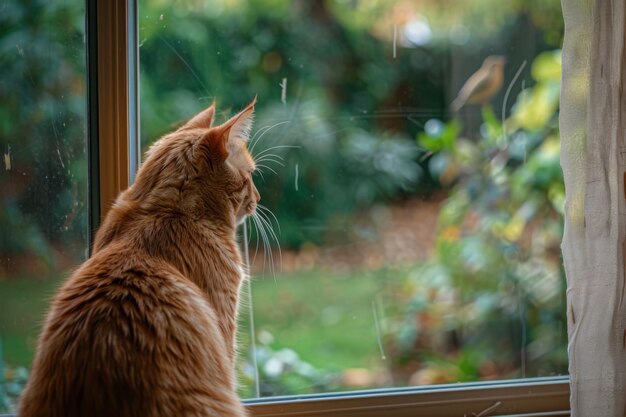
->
[174,219,244,363]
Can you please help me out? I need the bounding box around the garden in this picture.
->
[0,0,565,412]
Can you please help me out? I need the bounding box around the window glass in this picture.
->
[139,0,565,398]
[0,1,88,412]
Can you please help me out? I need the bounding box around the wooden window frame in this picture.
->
[86,0,139,239]
[87,1,571,415]
[245,377,569,417]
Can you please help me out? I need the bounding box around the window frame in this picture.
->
[87,0,139,234]
[244,377,569,417]
[88,1,571,415]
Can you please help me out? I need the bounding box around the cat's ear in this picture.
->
[180,101,216,130]
[218,97,256,154]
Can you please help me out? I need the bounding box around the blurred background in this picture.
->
[0,0,565,411]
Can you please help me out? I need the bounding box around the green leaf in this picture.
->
[417,120,460,153]
[481,106,502,140]
[531,50,562,82]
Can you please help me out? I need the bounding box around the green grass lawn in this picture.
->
[0,275,64,367]
[240,269,400,373]
[0,268,404,384]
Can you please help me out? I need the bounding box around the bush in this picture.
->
[0,339,29,413]
[239,333,338,397]
[390,51,566,384]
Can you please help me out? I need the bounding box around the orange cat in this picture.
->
[18,99,259,417]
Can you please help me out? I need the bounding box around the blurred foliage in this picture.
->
[239,333,338,397]
[0,0,88,275]
[0,0,564,262]
[1,0,567,403]
[139,0,560,247]
[0,339,29,413]
[390,50,566,384]
[331,0,563,48]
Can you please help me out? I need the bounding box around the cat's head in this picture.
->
[130,98,260,227]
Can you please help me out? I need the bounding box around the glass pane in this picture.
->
[0,1,88,412]
[139,0,565,398]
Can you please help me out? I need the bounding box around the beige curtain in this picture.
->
[560,0,626,415]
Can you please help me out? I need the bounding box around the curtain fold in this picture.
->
[560,0,626,415]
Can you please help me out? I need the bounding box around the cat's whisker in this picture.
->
[254,155,285,173]
[249,213,262,267]
[256,144,301,154]
[254,153,285,165]
[257,204,282,236]
[249,125,274,151]
[249,121,291,153]
[253,169,266,181]
[250,124,272,142]
[254,144,300,159]
[255,157,285,167]
[255,210,283,273]
[251,213,273,279]
[256,209,282,253]
[254,212,277,281]
[257,212,282,281]
[255,152,285,162]
[255,164,279,176]
[246,217,254,246]
[250,214,265,272]
[258,153,285,161]
[249,120,290,148]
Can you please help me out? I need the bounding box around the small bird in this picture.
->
[451,55,507,112]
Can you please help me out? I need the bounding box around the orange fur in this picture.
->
[18,99,260,417]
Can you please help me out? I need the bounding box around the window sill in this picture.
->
[245,377,570,417]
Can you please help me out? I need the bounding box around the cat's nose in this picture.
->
[253,188,261,203]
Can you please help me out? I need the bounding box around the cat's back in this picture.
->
[18,242,245,417]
